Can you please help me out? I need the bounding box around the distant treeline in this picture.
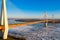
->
[15,19,60,23]
[15,19,41,22]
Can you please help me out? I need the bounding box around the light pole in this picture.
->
[1,0,8,39]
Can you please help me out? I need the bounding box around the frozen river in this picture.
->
[8,20,60,40]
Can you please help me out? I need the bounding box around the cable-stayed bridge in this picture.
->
[0,0,55,39]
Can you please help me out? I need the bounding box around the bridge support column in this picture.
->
[1,0,8,39]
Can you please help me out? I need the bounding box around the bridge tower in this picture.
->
[52,14,55,25]
[52,14,54,20]
[43,11,48,27]
[1,0,8,39]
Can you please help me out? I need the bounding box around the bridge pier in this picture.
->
[1,0,8,39]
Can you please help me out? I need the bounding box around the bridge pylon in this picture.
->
[52,14,55,26]
[0,0,8,39]
[43,11,48,27]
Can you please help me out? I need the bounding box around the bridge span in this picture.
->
[0,20,54,30]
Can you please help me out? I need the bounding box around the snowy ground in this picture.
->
[8,23,60,40]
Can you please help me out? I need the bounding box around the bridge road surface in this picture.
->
[0,20,52,30]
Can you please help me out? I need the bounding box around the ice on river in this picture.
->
[8,24,60,40]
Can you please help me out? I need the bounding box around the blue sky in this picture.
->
[0,0,60,19]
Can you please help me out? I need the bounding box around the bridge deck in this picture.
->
[0,20,53,30]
